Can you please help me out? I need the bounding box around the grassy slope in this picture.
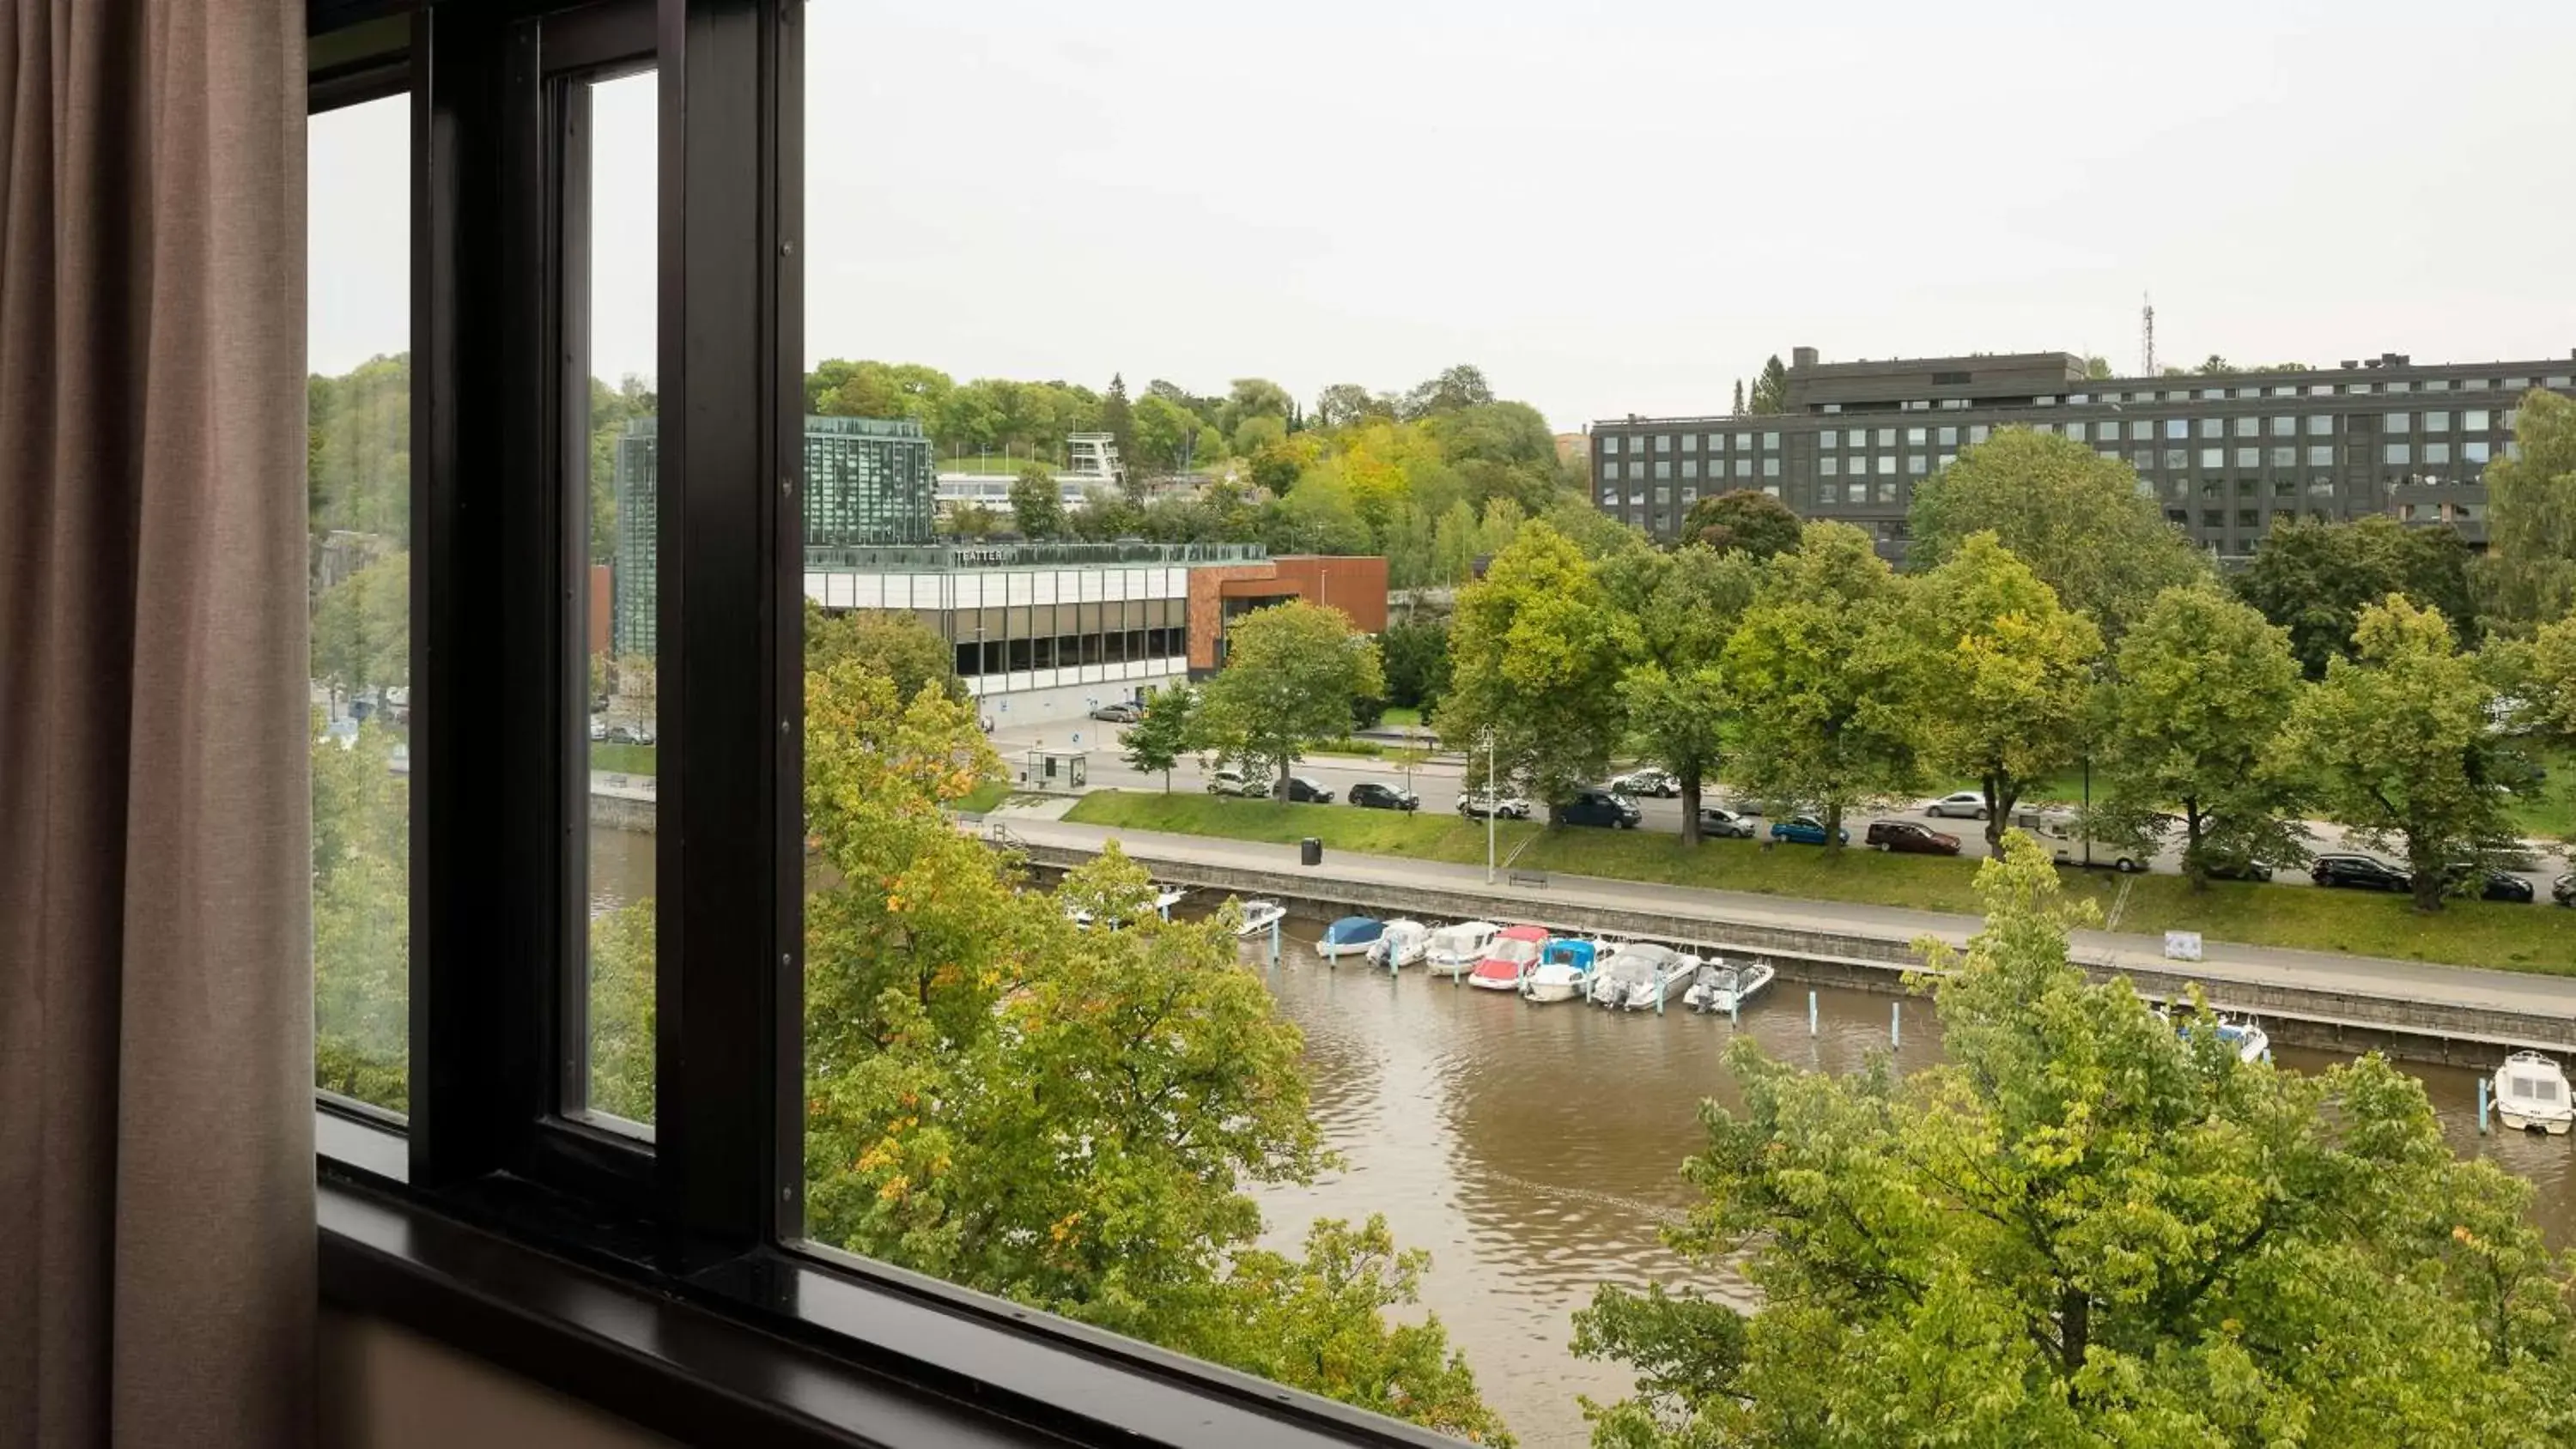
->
[590,743,658,776]
[1060,790,2576,975]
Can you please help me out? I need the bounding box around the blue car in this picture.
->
[1769,814,1849,846]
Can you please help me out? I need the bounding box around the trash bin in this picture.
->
[1300,837,1322,867]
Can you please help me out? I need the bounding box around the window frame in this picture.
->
[314,6,1461,1447]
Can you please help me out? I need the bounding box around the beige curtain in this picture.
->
[0,5,313,1447]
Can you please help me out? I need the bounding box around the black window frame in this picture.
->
[309,5,1443,1447]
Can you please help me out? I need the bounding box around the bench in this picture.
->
[1507,869,1549,888]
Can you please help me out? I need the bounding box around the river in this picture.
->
[585,827,2576,1448]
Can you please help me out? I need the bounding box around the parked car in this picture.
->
[2446,861,2536,903]
[1771,815,1849,846]
[1284,775,1335,804]
[1348,781,1419,811]
[1558,788,1642,829]
[2311,853,2410,892]
[2476,838,2547,872]
[1458,790,1533,821]
[1206,767,1273,798]
[1923,791,1990,821]
[1088,700,1141,723]
[1866,820,1960,856]
[1698,806,1759,840]
[2555,873,2576,907]
[1609,767,1679,799]
[2199,852,2275,883]
[588,715,609,742]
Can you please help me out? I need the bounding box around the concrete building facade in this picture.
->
[1593,348,2576,561]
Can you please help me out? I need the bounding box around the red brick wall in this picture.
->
[1269,555,1388,634]
[1186,563,1279,670]
[588,564,612,658]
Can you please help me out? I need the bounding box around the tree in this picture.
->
[804,600,966,706]
[1069,485,1145,542]
[1194,602,1384,799]
[1540,499,1648,561]
[2478,390,2576,634]
[1101,371,1135,476]
[1217,378,1292,438]
[1382,500,1436,588]
[1575,836,2576,1447]
[1121,681,1198,791]
[1261,469,1373,556]
[1379,616,1452,712]
[1314,383,1382,430]
[1430,500,1480,585]
[1907,427,2205,640]
[1602,546,1757,842]
[1677,489,1801,561]
[1008,464,1065,540]
[2082,355,2114,379]
[311,713,410,1111]
[939,501,1003,539]
[2280,595,2514,911]
[1722,522,1917,849]
[1894,532,2102,849]
[2235,516,2477,678]
[312,550,410,702]
[1131,391,1203,476]
[2197,352,2233,374]
[1438,522,1639,815]
[1730,379,1744,415]
[1475,497,1525,561]
[1399,364,1493,421]
[1746,354,1788,415]
[2093,584,2307,886]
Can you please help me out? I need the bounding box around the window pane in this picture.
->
[579,71,659,1130]
[308,94,412,1113]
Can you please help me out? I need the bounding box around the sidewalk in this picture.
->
[995,816,2576,1030]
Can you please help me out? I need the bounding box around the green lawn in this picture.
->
[956,779,1013,814]
[1375,706,1425,730]
[2506,743,2576,841]
[1059,790,2576,975]
[591,743,658,776]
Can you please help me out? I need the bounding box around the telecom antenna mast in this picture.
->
[2140,294,2156,377]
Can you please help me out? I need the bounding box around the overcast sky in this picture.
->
[313,1,2576,433]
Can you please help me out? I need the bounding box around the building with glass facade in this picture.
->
[1592,348,2576,561]
[613,414,938,653]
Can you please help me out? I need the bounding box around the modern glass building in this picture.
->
[1592,348,2576,561]
[613,414,937,653]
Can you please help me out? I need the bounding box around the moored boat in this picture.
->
[1232,899,1287,937]
[1684,959,1775,1015]
[1520,937,1601,1003]
[1468,925,1549,991]
[2495,1051,2573,1135]
[1587,943,1698,1010]
[1316,915,1388,961]
[1424,920,1502,977]
[1367,919,1431,969]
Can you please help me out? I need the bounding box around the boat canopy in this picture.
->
[1541,938,1597,969]
[1321,916,1386,945]
[1601,943,1680,985]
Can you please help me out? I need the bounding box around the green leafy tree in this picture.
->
[1379,616,1452,712]
[1745,354,1788,415]
[1677,488,1801,561]
[1382,500,1436,588]
[1216,377,1292,439]
[1261,468,1374,556]
[312,550,411,703]
[1722,521,1916,846]
[2479,390,2576,634]
[307,353,413,544]
[1895,532,2102,849]
[1540,498,1649,561]
[1430,500,1481,585]
[2279,595,2515,910]
[1131,391,1202,476]
[1195,602,1384,798]
[1008,464,1066,540]
[1100,371,1135,472]
[2235,515,2477,677]
[2093,585,2309,885]
[586,898,657,1122]
[804,599,966,706]
[1730,379,1744,415]
[1313,383,1382,429]
[1475,497,1525,561]
[1439,522,1640,815]
[2082,355,2114,380]
[1069,484,1146,542]
[1398,363,1494,420]
[1907,427,2205,640]
[1601,545,1758,841]
[939,501,1003,538]
[311,714,410,1110]
[1121,682,1198,791]
[1576,836,2576,1447]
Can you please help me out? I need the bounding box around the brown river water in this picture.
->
[587,827,2576,1448]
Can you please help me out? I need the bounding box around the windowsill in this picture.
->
[317,1113,1451,1449]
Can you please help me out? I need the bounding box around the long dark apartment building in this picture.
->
[1593,347,2576,560]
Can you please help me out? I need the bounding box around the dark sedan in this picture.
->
[2446,862,2536,903]
[2199,852,2275,883]
[1866,820,1961,856]
[2310,854,2410,892]
[1285,775,1335,805]
[1348,781,1419,811]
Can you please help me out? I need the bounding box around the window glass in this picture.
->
[577,70,659,1130]
[1875,427,1895,447]
[2466,440,2492,464]
[2233,415,2258,437]
[1905,427,1927,446]
[1968,424,1990,443]
[2198,417,2222,438]
[2425,441,2452,464]
[1601,460,1620,481]
[2164,448,2188,470]
[2385,411,2410,433]
[2464,409,2491,431]
[308,94,413,1114]
[1653,460,1671,479]
[1601,435,1621,454]
[2426,410,2451,433]
[1876,454,1896,475]
[1655,434,1672,452]
[1735,432,1753,450]
[2199,447,2223,470]
[2425,379,2451,391]
[1938,426,1959,445]
[2306,415,2333,435]
[1680,458,1698,478]
[2165,418,2189,440]
[1680,433,1697,452]
[2308,444,2335,465]
[1763,456,1782,476]
[2385,443,2412,465]
[2132,420,2156,440]
[1820,456,1838,476]
[1906,454,1926,476]
[2269,446,2295,468]
[1762,432,1780,450]
[1735,458,1753,476]
[2234,446,2259,468]
[2270,415,2295,436]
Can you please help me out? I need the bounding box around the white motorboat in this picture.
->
[1587,943,1698,1010]
[2212,1017,2269,1065]
[1233,899,1287,937]
[1366,919,1431,969]
[1684,959,1775,1015]
[1424,920,1502,977]
[1066,884,1188,929]
[2494,1051,2573,1135]
[1520,938,1601,1003]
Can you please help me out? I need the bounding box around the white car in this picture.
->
[1458,790,1532,820]
[1609,767,1679,798]
[1206,767,1273,797]
[1923,791,1990,821]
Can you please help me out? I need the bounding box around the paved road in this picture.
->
[993,816,2576,1034]
[993,720,2567,900]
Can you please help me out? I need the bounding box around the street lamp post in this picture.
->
[1483,728,1498,885]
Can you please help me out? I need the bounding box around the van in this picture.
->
[1558,787,1641,829]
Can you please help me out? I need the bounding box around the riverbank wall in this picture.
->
[1007,836,2576,1070]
